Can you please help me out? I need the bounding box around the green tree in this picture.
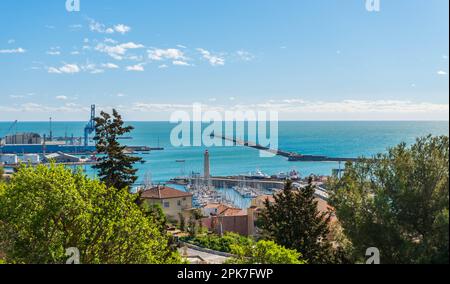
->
[187,216,198,238]
[185,232,253,253]
[258,179,337,264]
[330,135,449,264]
[142,203,167,234]
[0,164,181,264]
[178,213,186,231]
[227,240,306,264]
[93,109,142,191]
[0,166,4,181]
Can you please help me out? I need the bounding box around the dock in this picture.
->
[193,176,286,190]
[212,134,359,162]
[3,161,98,169]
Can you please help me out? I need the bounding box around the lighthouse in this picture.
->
[204,150,210,179]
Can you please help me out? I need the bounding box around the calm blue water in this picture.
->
[1,121,448,184]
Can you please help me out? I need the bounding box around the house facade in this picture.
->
[140,185,194,221]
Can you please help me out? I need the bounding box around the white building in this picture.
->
[21,154,40,164]
[0,154,19,165]
[44,152,80,163]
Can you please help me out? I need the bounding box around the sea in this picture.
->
[1,121,448,207]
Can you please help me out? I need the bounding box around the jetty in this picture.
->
[212,134,359,163]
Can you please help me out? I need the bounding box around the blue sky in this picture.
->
[0,0,448,121]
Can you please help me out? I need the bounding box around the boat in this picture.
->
[240,169,270,180]
[289,169,301,180]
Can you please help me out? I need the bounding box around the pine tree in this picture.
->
[93,109,142,191]
[258,179,336,264]
[330,135,449,264]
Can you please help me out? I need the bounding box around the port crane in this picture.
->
[7,120,18,135]
[84,105,96,147]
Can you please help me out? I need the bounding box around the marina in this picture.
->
[1,121,447,185]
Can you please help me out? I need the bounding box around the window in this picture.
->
[177,200,182,206]
[164,202,170,208]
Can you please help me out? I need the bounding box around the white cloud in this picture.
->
[56,95,69,100]
[148,48,186,61]
[158,64,168,69]
[197,48,225,66]
[46,50,61,56]
[114,24,131,34]
[173,60,190,66]
[1,99,448,121]
[89,19,114,34]
[127,55,144,61]
[101,63,119,69]
[81,63,105,74]
[239,99,449,116]
[89,19,131,35]
[282,99,305,104]
[117,93,126,97]
[0,47,26,54]
[46,47,61,56]
[236,50,254,61]
[7,39,15,44]
[95,42,144,60]
[104,38,117,44]
[48,64,80,74]
[132,103,194,112]
[126,64,145,72]
[437,70,448,76]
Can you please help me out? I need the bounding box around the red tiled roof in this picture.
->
[221,207,247,216]
[141,186,193,200]
[204,203,247,216]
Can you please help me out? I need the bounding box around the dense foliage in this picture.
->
[227,240,306,264]
[93,109,142,190]
[182,232,253,253]
[330,135,449,264]
[0,164,181,264]
[183,233,305,264]
[257,180,338,264]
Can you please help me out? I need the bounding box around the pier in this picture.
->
[192,176,286,191]
[3,161,98,170]
[212,134,359,163]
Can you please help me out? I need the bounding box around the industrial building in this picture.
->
[43,152,81,163]
[0,105,97,155]
[3,133,42,145]
[0,154,19,165]
[21,154,40,164]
